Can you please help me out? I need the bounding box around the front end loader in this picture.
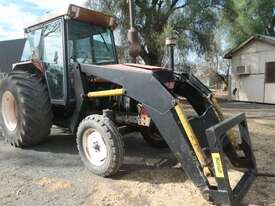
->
[0,5,256,205]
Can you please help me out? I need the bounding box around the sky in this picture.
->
[0,0,219,64]
[0,0,86,41]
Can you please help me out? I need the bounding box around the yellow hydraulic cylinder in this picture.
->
[210,95,238,149]
[87,88,125,98]
[175,103,209,174]
[210,96,224,120]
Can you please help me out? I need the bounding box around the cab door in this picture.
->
[41,19,66,104]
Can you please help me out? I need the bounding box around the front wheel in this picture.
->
[77,115,124,177]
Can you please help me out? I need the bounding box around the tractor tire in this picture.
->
[0,71,53,147]
[77,114,124,177]
[140,123,168,148]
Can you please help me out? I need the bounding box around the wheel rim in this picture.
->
[83,129,107,166]
[2,91,17,131]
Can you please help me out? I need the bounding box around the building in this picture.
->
[0,38,26,74]
[196,68,227,90]
[224,35,275,104]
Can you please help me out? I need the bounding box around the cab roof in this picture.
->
[25,4,116,30]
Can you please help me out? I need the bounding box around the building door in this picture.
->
[238,74,265,102]
[264,62,275,104]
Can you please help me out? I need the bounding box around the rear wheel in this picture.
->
[77,115,124,177]
[0,71,53,147]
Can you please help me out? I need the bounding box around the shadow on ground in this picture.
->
[21,128,182,184]
[29,134,78,155]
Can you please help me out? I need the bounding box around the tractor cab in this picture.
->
[20,4,118,105]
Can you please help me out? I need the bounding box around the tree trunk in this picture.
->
[140,45,163,66]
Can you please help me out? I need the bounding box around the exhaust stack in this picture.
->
[127,0,140,63]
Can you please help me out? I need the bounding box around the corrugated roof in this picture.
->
[0,38,26,73]
[224,34,275,59]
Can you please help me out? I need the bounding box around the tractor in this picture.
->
[0,5,257,206]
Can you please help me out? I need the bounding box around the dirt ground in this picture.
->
[1,102,275,206]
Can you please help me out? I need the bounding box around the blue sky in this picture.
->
[0,0,86,41]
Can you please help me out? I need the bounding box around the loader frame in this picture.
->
[67,63,256,205]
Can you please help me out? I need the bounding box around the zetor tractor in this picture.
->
[0,5,256,206]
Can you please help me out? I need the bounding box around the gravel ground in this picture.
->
[1,102,275,206]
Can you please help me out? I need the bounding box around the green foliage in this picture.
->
[222,0,275,47]
[86,0,228,66]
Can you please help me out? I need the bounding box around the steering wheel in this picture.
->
[78,51,89,63]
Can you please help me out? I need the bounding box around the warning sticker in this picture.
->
[211,153,224,178]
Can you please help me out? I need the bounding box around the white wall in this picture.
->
[265,84,275,103]
[230,40,275,103]
[239,74,265,102]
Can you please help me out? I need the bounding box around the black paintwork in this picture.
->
[206,113,257,205]
[67,63,256,206]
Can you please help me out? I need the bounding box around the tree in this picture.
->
[222,0,275,46]
[205,40,230,90]
[86,0,229,66]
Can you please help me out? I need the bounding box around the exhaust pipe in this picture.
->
[165,37,177,72]
[127,0,140,63]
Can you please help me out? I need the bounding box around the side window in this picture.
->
[21,40,32,61]
[21,29,42,61]
[42,20,64,100]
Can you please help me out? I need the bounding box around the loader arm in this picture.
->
[70,63,256,206]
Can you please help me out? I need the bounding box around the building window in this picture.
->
[265,62,275,83]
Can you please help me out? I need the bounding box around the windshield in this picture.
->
[67,20,117,65]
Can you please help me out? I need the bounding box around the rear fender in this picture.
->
[12,60,44,74]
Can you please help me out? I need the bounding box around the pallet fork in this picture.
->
[71,63,256,206]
